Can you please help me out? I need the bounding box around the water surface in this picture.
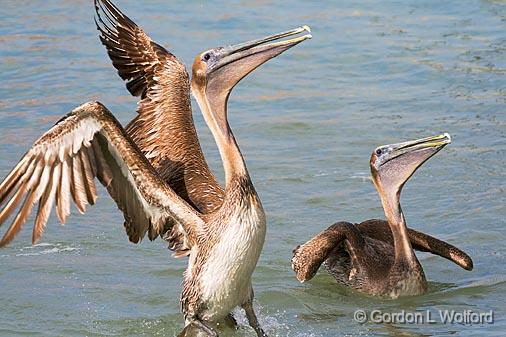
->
[0,1,505,336]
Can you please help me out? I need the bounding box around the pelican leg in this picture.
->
[178,317,218,337]
[242,300,268,337]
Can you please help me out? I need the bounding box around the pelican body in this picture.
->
[292,134,473,298]
[0,1,311,336]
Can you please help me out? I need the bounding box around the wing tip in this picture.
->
[31,234,41,246]
[291,244,317,282]
[94,0,134,30]
[0,237,9,248]
[0,227,17,248]
[460,254,474,271]
[448,246,474,271]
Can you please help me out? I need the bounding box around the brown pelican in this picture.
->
[0,12,311,337]
[292,134,473,298]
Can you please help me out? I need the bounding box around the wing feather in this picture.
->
[0,159,38,225]
[0,157,33,206]
[1,161,48,245]
[86,145,98,177]
[70,154,88,214]
[0,101,204,247]
[291,222,353,282]
[56,157,71,225]
[34,164,59,243]
[355,219,473,271]
[91,140,113,187]
[94,0,184,98]
[79,149,97,205]
[94,0,224,258]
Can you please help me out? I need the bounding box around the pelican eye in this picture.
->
[375,148,382,156]
[203,53,211,61]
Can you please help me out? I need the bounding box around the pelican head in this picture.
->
[192,25,311,95]
[191,26,311,135]
[370,133,451,200]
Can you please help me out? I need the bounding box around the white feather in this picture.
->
[198,201,266,321]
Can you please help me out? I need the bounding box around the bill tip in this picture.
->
[443,132,451,143]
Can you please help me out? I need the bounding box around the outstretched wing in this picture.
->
[291,222,364,282]
[0,101,205,247]
[94,0,191,168]
[292,219,473,283]
[94,0,187,99]
[356,219,473,270]
[94,0,224,257]
[94,0,223,207]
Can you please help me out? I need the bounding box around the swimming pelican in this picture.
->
[292,134,473,298]
[0,13,311,337]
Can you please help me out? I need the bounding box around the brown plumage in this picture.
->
[95,0,222,210]
[357,219,473,270]
[292,134,473,298]
[0,102,205,247]
[292,220,473,284]
[0,5,311,335]
[95,0,225,256]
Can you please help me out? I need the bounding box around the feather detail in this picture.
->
[92,140,113,187]
[0,159,39,226]
[33,163,60,244]
[86,145,98,177]
[79,149,97,205]
[56,157,71,225]
[70,154,88,214]
[0,157,32,207]
[0,161,47,246]
[95,0,223,257]
[0,101,202,247]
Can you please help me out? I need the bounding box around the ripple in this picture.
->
[14,243,80,257]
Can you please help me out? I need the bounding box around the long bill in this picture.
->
[211,25,312,72]
[200,26,312,184]
[373,133,452,264]
[380,133,452,168]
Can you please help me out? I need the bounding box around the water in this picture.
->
[0,0,505,336]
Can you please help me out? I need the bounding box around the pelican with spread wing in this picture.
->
[0,0,311,335]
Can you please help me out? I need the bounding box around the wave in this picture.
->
[14,243,79,257]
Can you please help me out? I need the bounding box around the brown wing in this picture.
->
[94,0,185,98]
[292,222,365,282]
[356,219,473,270]
[0,101,206,247]
[94,0,224,256]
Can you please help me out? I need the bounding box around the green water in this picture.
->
[0,1,505,336]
